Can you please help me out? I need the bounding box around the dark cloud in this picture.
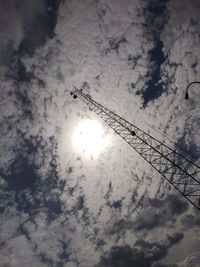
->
[175,131,200,162]
[181,213,200,228]
[95,233,182,267]
[166,232,184,245]
[7,56,35,85]
[110,194,188,238]
[0,0,61,65]
[133,210,163,231]
[152,263,177,267]
[105,36,127,55]
[134,194,188,230]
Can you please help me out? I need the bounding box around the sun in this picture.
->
[73,119,109,157]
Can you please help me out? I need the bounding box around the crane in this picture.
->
[70,87,200,211]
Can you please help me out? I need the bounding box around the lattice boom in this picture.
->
[71,88,200,211]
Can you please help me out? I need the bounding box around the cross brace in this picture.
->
[71,88,200,211]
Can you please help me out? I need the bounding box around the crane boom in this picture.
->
[71,88,200,211]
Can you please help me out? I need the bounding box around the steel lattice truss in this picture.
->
[71,88,200,211]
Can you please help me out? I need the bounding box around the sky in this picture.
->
[0,0,200,266]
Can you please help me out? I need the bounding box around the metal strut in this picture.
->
[71,87,200,211]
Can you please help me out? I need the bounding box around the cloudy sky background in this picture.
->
[0,0,200,266]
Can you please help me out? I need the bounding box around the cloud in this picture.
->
[110,194,188,238]
[95,233,183,267]
[0,0,200,266]
[181,213,200,229]
[177,252,200,267]
[0,0,61,65]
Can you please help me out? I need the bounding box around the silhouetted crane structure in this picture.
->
[71,87,200,211]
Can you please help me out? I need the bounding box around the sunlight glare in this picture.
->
[73,119,109,157]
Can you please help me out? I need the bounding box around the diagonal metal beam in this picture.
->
[71,88,200,211]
